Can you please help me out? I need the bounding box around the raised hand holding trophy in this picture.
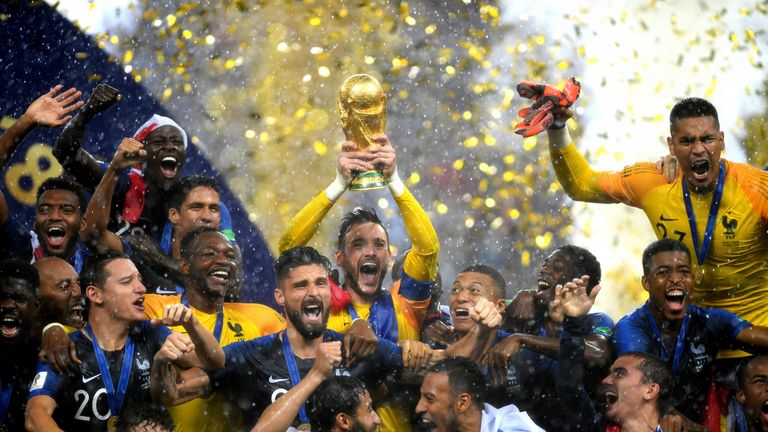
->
[338,74,389,191]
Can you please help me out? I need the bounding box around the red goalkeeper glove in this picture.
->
[514,77,580,137]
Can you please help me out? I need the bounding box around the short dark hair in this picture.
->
[642,239,691,276]
[337,207,388,250]
[308,376,368,432]
[736,355,768,390]
[275,246,332,285]
[622,352,673,412]
[0,259,40,296]
[180,226,223,260]
[459,264,507,299]
[37,176,87,214]
[114,402,174,432]
[669,97,720,133]
[427,356,487,409]
[80,250,131,289]
[557,245,601,290]
[167,175,220,211]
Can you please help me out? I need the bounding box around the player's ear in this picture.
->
[641,275,650,293]
[274,287,285,307]
[168,207,180,225]
[86,284,103,305]
[180,259,190,276]
[643,382,660,401]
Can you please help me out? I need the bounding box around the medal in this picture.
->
[695,266,705,285]
[107,416,119,432]
[297,424,312,431]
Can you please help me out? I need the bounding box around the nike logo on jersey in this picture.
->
[268,375,290,384]
[659,214,678,222]
[82,373,102,384]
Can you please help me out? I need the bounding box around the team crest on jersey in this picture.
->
[30,371,47,391]
[228,321,244,339]
[690,342,708,373]
[722,216,737,238]
[136,358,150,371]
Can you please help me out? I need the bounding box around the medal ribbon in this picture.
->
[347,293,398,343]
[347,303,360,320]
[643,303,688,374]
[682,160,726,265]
[180,294,223,342]
[281,331,310,424]
[84,323,134,415]
[0,379,12,421]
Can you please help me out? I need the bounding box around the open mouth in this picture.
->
[302,302,323,324]
[46,226,67,248]
[453,307,470,318]
[761,400,768,425]
[0,316,21,339]
[604,389,618,405]
[133,297,145,311]
[690,160,710,180]
[537,280,551,292]
[160,156,179,179]
[358,262,379,286]
[68,302,84,325]
[665,288,687,312]
[419,418,436,431]
[208,267,231,286]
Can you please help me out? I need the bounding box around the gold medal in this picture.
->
[297,423,312,431]
[107,416,119,432]
[695,266,705,285]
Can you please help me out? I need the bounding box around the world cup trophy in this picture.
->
[338,74,388,191]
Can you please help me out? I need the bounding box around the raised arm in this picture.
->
[546,107,665,207]
[487,277,611,383]
[53,84,121,188]
[369,135,440,283]
[556,277,603,432]
[0,85,82,170]
[1,85,83,224]
[251,341,341,432]
[547,125,615,203]
[278,140,374,252]
[446,297,502,361]
[81,137,146,251]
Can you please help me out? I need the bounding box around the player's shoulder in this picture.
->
[614,306,647,330]
[225,302,282,320]
[622,161,662,176]
[726,159,768,187]
[225,332,280,359]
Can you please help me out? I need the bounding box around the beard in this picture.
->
[285,306,329,340]
[350,419,374,432]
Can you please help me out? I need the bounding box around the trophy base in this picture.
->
[349,170,389,191]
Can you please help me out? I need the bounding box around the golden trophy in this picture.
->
[338,74,388,191]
